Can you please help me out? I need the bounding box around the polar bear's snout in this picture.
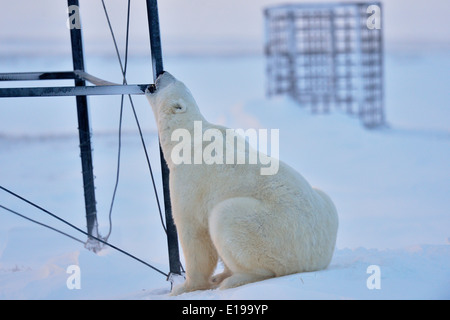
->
[156,71,176,91]
[146,71,177,95]
[157,71,176,88]
[146,83,157,94]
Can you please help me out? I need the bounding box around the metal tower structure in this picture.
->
[265,2,384,128]
[0,0,181,277]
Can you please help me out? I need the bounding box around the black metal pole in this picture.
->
[68,0,100,245]
[146,0,182,276]
[147,0,164,80]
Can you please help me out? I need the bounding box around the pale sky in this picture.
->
[0,0,449,56]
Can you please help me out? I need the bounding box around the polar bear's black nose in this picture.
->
[147,84,157,94]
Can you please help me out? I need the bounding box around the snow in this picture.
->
[0,50,449,300]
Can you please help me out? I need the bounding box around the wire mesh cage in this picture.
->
[265,2,384,128]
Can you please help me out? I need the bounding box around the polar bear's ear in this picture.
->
[172,101,187,114]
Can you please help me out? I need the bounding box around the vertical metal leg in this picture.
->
[146,0,182,276]
[68,0,100,247]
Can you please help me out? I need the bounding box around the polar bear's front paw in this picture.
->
[170,282,189,296]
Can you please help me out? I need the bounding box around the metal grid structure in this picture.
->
[265,2,384,128]
[0,0,181,276]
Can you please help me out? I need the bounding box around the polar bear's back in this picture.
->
[256,162,338,272]
[205,159,338,274]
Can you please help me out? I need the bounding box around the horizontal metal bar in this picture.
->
[0,84,149,98]
[0,71,76,81]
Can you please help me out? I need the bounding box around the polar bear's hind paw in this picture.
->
[219,272,272,290]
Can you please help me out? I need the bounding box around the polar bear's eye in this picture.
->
[171,101,187,114]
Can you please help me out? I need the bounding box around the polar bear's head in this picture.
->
[145,71,201,125]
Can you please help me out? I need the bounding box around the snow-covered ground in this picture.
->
[0,51,449,300]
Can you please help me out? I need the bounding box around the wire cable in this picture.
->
[101,0,183,275]
[104,0,131,242]
[105,96,123,241]
[0,185,168,277]
[0,204,85,245]
[101,0,167,236]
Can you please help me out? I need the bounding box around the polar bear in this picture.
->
[145,72,338,296]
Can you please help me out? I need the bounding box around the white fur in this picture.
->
[146,72,338,295]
